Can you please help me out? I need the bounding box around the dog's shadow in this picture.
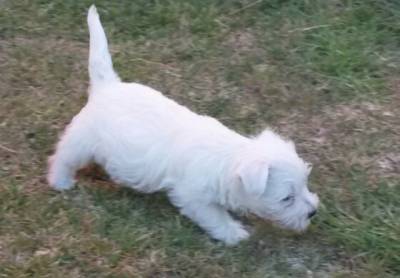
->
[75,164,213,247]
[77,163,177,216]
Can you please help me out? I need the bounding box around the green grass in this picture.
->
[1,0,400,276]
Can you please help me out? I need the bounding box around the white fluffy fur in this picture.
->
[48,5,319,245]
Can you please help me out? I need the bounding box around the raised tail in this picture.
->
[87,5,120,84]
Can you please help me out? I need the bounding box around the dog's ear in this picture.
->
[237,160,269,197]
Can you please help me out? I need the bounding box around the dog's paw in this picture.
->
[213,222,250,246]
[48,175,75,191]
[225,225,250,246]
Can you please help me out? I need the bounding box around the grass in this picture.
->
[1,0,400,276]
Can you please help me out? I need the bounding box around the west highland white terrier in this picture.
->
[48,5,319,245]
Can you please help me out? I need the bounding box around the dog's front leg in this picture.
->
[180,202,249,245]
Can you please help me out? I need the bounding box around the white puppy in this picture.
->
[48,5,319,245]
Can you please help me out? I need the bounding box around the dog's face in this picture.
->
[235,132,319,231]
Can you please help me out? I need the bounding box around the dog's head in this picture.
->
[232,130,319,231]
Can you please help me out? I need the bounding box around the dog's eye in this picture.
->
[281,195,294,202]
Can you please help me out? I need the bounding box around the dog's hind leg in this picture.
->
[47,115,94,190]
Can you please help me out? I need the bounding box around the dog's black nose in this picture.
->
[308,209,317,219]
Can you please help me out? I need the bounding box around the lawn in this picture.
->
[1,0,399,277]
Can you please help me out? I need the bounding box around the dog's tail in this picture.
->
[87,5,120,85]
